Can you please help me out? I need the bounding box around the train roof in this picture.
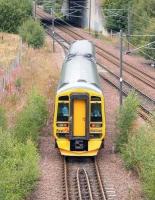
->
[68,40,95,58]
[57,54,101,93]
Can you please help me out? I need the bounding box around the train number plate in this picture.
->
[70,140,88,151]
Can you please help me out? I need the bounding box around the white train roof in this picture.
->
[68,40,95,57]
[57,55,101,93]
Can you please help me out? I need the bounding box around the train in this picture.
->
[53,40,106,156]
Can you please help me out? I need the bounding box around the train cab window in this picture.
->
[57,103,69,121]
[59,96,69,101]
[91,96,101,101]
[91,103,102,122]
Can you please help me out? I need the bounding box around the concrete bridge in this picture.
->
[62,0,106,33]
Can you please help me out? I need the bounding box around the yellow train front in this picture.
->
[53,40,106,156]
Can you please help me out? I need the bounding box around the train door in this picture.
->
[73,99,86,137]
[70,94,89,151]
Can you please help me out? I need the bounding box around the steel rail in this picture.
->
[55,24,155,83]
[55,24,155,90]
[64,157,110,200]
[37,8,155,91]
[94,158,107,200]
[76,168,93,200]
[36,12,154,120]
[64,157,69,200]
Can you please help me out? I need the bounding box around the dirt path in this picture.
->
[27,127,63,200]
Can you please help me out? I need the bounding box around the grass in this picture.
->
[1,36,60,128]
[0,30,63,199]
[0,32,20,69]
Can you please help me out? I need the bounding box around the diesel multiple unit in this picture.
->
[53,40,106,156]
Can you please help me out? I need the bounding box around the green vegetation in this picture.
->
[0,90,48,200]
[0,131,39,200]
[103,0,132,32]
[103,0,155,59]
[121,115,155,199]
[14,90,48,143]
[0,107,7,130]
[115,91,139,152]
[116,92,155,199]
[0,0,32,33]
[15,77,22,89]
[19,18,45,48]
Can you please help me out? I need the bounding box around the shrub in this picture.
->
[121,119,155,200]
[15,77,22,89]
[0,0,32,33]
[19,18,45,48]
[0,107,7,129]
[14,90,48,143]
[0,129,39,200]
[115,91,139,152]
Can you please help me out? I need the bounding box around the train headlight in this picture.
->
[90,123,102,128]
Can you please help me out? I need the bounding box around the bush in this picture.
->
[19,18,45,48]
[0,0,32,33]
[115,91,139,152]
[0,107,7,129]
[121,119,155,200]
[15,77,22,89]
[14,90,48,143]
[0,130,39,200]
[103,0,133,32]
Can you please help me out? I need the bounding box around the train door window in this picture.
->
[57,103,69,121]
[91,103,102,122]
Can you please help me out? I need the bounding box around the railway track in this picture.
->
[44,25,154,121]
[36,8,155,120]
[36,7,155,90]
[63,157,116,200]
[55,24,155,90]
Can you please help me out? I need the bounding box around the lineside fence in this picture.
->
[0,38,22,101]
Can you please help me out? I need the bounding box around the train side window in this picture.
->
[91,103,102,122]
[57,103,69,121]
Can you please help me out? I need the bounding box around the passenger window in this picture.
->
[57,103,69,121]
[91,103,102,122]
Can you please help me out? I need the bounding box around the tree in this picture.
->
[0,0,32,33]
[19,18,45,48]
[103,0,132,32]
